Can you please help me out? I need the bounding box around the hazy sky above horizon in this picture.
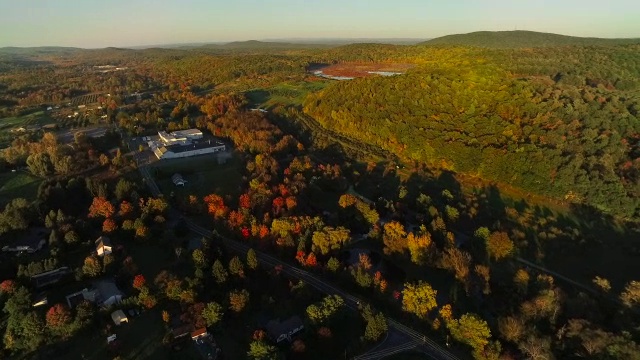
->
[1,0,639,48]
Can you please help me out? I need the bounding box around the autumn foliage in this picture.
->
[0,280,16,294]
[102,218,117,233]
[46,304,71,332]
[88,197,115,218]
[203,194,228,219]
[133,274,146,290]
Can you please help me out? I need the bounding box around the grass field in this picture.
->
[0,111,56,146]
[0,171,42,205]
[151,154,243,200]
[246,81,328,107]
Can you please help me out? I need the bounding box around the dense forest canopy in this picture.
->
[423,30,640,48]
[304,45,640,218]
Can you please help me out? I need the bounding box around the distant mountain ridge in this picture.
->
[422,30,640,48]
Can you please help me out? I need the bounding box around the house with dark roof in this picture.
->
[32,267,73,289]
[172,173,187,186]
[265,316,304,344]
[2,228,48,254]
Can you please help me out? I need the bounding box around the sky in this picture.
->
[1,0,639,48]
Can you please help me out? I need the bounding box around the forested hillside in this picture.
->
[304,45,640,218]
[423,30,640,48]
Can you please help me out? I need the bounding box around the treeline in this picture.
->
[304,46,640,218]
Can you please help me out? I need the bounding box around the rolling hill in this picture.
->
[422,30,640,48]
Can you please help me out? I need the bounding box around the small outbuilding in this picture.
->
[111,310,128,325]
[172,173,187,186]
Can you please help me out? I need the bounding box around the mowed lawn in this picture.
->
[62,309,200,360]
[0,171,42,205]
[246,81,329,107]
[151,154,243,200]
[0,111,57,146]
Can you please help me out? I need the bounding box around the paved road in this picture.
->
[136,162,461,359]
[187,220,460,360]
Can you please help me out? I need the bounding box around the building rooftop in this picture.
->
[95,236,112,249]
[165,140,224,154]
[265,316,304,342]
[173,129,203,137]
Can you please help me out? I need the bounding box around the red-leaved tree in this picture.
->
[133,274,146,290]
[89,197,115,219]
[46,304,71,336]
[102,218,117,233]
[0,280,16,294]
[239,194,251,209]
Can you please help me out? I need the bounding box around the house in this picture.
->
[46,106,53,111]
[66,288,94,308]
[67,279,125,307]
[172,173,187,186]
[265,316,304,343]
[2,237,46,253]
[191,328,208,340]
[32,267,73,288]
[192,330,219,360]
[95,236,113,256]
[111,310,128,325]
[94,279,124,306]
[172,324,193,339]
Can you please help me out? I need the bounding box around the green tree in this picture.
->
[361,305,388,342]
[0,198,32,235]
[326,257,340,272]
[247,340,277,360]
[246,249,258,270]
[447,313,492,354]
[306,295,345,324]
[192,249,207,269]
[26,152,54,177]
[64,230,80,244]
[401,281,438,319]
[229,256,245,278]
[82,256,102,278]
[212,260,228,284]
[115,178,134,201]
[202,302,224,326]
[19,311,46,351]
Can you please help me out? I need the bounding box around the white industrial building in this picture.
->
[150,128,225,160]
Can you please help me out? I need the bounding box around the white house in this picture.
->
[111,310,128,325]
[95,236,112,257]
